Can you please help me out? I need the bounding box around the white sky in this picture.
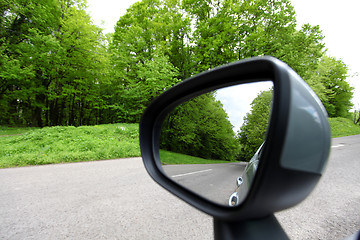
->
[86,0,360,109]
[86,0,139,33]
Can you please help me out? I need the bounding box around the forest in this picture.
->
[0,0,354,161]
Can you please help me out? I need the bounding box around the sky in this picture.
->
[86,0,360,111]
[86,0,139,33]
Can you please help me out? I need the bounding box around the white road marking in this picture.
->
[332,144,344,148]
[171,169,213,178]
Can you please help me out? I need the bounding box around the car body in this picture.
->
[228,143,263,206]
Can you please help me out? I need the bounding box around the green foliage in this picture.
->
[109,0,185,122]
[0,0,110,127]
[1,0,354,132]
[0,124,140,168]
[308,56,353,117]
[107,50,180,123]
[238,90,272,161]
[160,93,240,161]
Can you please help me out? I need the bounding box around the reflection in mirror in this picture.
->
[159,81,273,206]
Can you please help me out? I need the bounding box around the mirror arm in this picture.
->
[214,214,289,240]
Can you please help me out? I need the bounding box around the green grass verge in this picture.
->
[0,124,140,168]
[329,117,360,138]
[159,150,231,165]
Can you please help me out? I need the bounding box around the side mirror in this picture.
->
[140,57,331,239]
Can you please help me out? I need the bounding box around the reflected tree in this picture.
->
[237,90,272,161]
[161,93,239,161]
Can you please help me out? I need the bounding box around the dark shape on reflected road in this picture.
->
[229,143,264,206]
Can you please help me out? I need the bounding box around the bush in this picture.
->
[0,124,140,168]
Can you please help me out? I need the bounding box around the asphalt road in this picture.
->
[162,162,247,205]
[0,135,359,239]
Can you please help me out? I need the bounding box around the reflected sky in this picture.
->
[215,82,273,132]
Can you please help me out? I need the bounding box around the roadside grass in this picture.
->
[159,150,232,165]
[329,117,360,138]
[0,124,140,168]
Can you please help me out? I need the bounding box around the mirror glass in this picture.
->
[159,81,273,206]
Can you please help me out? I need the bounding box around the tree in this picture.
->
[0,0,110,126]
[0,0,63,126]
[180,0,326,78]
[183,0,239,73]
[309,55,353,117]
[107,0,339,126]
[282,24,325,80]
[238,90,272,161]
[107,51,180,123]
[161,93,239,161]
[48,0,109,126]
[110,0,187,122]
[1,0,352,128]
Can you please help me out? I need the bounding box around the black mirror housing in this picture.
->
[140,56,331,221]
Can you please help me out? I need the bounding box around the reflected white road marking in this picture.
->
[171,169,213,178]
[332,144,344,148]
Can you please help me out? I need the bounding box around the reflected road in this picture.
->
[163,162,247,205]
